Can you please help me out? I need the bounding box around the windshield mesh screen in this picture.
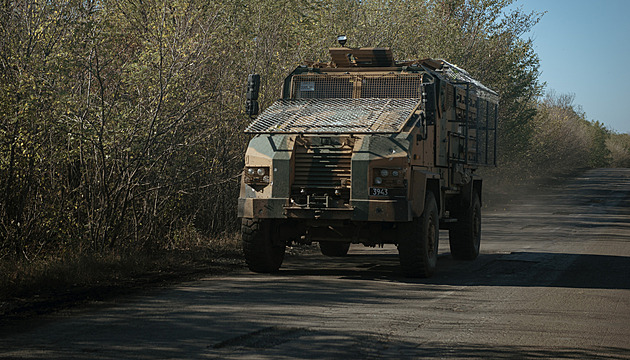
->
[293,76,354,98]
[292,75,423,99]
[361,77,422,98]
[245,98,420,134]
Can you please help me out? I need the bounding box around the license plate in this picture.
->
[369,187,389,196]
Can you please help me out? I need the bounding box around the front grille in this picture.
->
[293,147,352,189]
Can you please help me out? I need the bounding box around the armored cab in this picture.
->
[239,46,498,277]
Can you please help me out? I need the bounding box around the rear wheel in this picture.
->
[398,192,439,278]
[242,218,285,273]
[449,192,481,260]
[319,241,351,257]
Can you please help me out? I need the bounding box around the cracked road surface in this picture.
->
[1,169,629,359]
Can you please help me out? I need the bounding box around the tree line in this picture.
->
[1,0,628,260]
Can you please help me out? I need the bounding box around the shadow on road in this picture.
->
[2,169,629,359]
[209,328,630,360]
[277,250,630,290]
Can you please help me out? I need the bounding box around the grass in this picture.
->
[0,233,244,319]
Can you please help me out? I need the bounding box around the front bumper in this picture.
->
[238,197,412,222]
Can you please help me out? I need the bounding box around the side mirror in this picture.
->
[246,74,260,117]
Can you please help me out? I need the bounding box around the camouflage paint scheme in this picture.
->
[239,133,414,222]
[239,47,497,245]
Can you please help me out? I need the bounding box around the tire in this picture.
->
[319,241,351,257]
[449,192,481,260]
[242,218,285,273]
[398,192,439,278]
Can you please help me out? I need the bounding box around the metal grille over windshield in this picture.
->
[292,76,354,98]
[245,98,421,134]
[291,75,423,99]
[361,77,422,98]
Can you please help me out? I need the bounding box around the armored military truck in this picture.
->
[239,44,498,277]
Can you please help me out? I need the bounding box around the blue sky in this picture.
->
[514,0,630,133]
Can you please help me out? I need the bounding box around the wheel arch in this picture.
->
[426,178,441,214]
[462,176,483,208]
[410,169,442,217]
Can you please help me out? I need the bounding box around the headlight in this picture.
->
[373,168,404,188]
[244,166,270,186]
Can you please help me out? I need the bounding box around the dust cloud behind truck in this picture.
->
[239,43,498,277]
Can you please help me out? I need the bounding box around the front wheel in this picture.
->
[449,192,481,260]
[398,192,439,278]
[242,218,286,273]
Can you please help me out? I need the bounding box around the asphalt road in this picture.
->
[1,168,629,359]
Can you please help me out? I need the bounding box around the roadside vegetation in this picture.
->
[1,0,629,313]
